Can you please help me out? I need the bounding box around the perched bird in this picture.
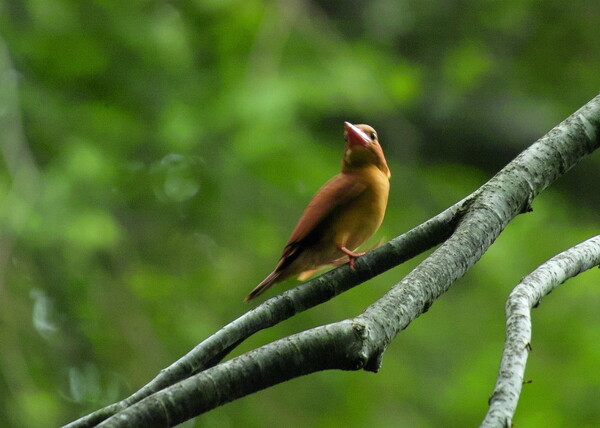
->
[244,122,390,301]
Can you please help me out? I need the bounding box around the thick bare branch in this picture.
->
[65,198,470,427]
[355,92,600,365]
[65,93,600,428]
[481,236,600,427]
[95,321,371,427]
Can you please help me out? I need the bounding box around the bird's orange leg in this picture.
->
[338,246,365,271]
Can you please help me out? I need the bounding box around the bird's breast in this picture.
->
[331,168,389,250]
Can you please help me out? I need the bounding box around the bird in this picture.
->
[244,122,390,301]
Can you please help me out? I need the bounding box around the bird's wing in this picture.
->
[286,173,366,246]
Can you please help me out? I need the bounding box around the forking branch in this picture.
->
[66,93,600,427]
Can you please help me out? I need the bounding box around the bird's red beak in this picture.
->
[344,122,371,147]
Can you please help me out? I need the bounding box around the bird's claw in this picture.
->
[339,246,365,271]
[349,257,357,271]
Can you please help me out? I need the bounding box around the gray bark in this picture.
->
[481,236,600,427]
[65,93,600,428]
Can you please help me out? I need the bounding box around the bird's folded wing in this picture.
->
[286,173,366,246]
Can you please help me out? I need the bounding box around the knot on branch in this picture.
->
[350,320,384,373]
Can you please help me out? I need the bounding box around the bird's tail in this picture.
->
[244,270,282,302]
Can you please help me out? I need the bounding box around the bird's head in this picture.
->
[342,122,390,178]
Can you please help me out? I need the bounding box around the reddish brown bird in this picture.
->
[244,122,390,301]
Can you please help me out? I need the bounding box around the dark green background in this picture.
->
[1,1,599,427]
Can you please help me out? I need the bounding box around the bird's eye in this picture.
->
[370,132,377,140]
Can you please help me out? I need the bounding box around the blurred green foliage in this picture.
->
[1,1,599,427]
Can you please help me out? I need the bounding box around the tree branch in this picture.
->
[65,196,471,427]
[65,93,600,427]
[481,235,600,427]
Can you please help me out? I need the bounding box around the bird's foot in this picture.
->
[339,246,365,271]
